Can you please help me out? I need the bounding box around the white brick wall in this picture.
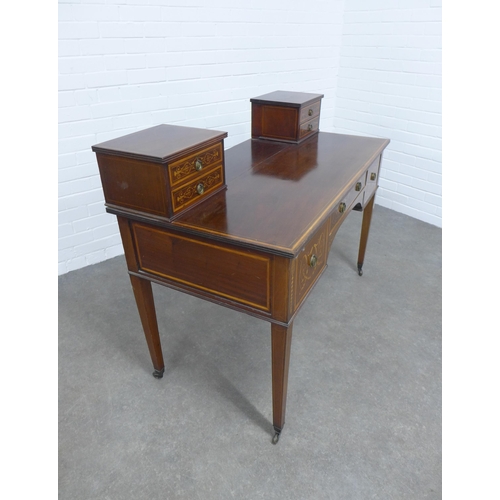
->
[58,0,345,275]
[58,0,442,275]
[333,0,442,227]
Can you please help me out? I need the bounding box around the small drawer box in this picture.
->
[251,90,324,144]
[92,124,228,221]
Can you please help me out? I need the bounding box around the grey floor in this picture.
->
[59,205,442,499]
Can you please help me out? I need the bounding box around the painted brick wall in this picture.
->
[58,0,345,275]
[333,0,442,227]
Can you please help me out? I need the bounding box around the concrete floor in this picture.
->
[59,205,441,499]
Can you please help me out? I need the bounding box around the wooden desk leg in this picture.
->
[357,194,375,276]
[271,322,293,444]
[129,275,165,379]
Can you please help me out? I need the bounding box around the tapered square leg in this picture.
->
[271,322,293,443]
[129,275,165,378]
[357,194,375,276]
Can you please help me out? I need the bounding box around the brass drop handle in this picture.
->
[308,123,313,131]
[195,159,203,171]
[338,202,346,214]
[309,254,317,268]
[196,182,205,195]
[308,108,313,116]
[355,182,362,191]
[370,172,377,181]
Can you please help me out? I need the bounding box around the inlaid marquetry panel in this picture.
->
[168,142,223,186]
[171,165,224,213]
[293,223,328,310]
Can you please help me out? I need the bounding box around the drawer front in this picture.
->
[299,116,320,139]
[328,173,365,246]
[171,165,224,214]
[293,223,328,309]
[299,100,321,123]
[168,142,223,186]
[366,156,381,185]
[133,223,271,311]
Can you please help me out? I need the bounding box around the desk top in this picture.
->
[171,132,389,257]
[250,90,324,107]
[92,124,228,163]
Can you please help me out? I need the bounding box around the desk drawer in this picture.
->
[168,142,224,186]
[171,165,225,214]
[293,224,328,309]
[328,173,365,245]
[299,116,320,140]
[366,156,380,185]
[299,101,321,123]
[133,223,271,311]
[362,156,381,205]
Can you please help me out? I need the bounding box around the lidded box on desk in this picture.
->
[92,124,227,221]
[250,90,324,144]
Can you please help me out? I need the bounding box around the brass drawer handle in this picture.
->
[308,123,313,131]
[196,182,205,195]
[195,159,203,171]
[370,172,377,181]
[309,254,317,268]
[355,182,362,191]
[308,108,313,116]
[338,202,346,214]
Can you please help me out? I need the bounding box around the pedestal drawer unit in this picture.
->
[251,91,324,144]
[92,124,228,222]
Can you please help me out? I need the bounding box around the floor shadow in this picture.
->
[165,336,273,437]
[208,364,273,437]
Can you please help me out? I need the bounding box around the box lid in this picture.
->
[250,90,324,108]
[91,124,228,163]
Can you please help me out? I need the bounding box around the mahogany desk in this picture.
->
[93,130,390,444]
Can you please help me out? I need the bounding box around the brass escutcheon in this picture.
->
[338,202,346,213]
[308,123,313,131]
[195,159,203,171]
[308,108,313,116]
[196,182,205,195]
[370,172,377,181]
[309,254,317,268]
[355,182,362,191]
